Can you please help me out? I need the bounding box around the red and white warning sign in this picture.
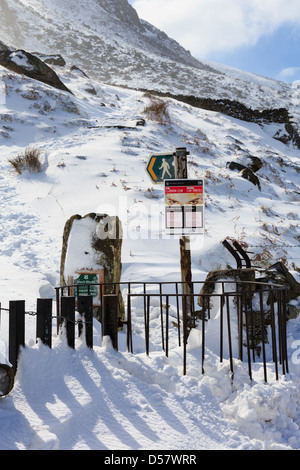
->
[164,179,204,235]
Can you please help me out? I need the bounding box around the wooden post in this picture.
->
[9,300,25,372]
[174,147,193,318]
[102,294,118,350]
[77,295,93,349]
[60,296,75,348]
[36,298,53,348]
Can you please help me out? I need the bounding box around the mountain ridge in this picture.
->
[0,0,298,118]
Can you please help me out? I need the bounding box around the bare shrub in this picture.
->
[8,147,43,175]
[143,94,169,124]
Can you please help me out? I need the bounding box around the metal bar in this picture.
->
[259,290,267,383]
[56,287,60,335]
[175,282,181,347]
[237,292,243,361]
[146,295,150,356]
[36,298,53,348]
[9,300,25,373]
[222,239,242,269]
[269,289,279,380]
[127,284,133,353]
[77,296,93,349]
[220,294,224,363]
[202,296,205,375]
[282,289,289,374]
[226,294,234,378]
[160,283,165,351]
[243,293,252,381]
[182,295,187,376]
[102,295,118,351]
[165,295,169,357]
[143,283,147,344]
[249,288,255,362]
[60,296,75,349]
[233,240,252,268]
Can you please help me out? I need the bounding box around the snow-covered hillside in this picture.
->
[0,0,298,116]
[0,57,300,450]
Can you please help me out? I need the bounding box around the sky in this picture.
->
[130,0,300,83]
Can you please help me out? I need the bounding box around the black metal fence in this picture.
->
[0,280,289,383]
[0,297,94,373]
[55,279,289,382]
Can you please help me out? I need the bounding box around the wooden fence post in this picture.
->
[60,296,75,348]
[102,294,118,350]
[36,298,53,348]
[77,296,93,349]
[9,300,25,372]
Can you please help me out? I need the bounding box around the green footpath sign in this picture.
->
[146,153,176,184]
[73,272,102,298]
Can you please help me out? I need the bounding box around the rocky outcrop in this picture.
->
[0,40,12,52]
[0,49,72,94]
[198,268,256,308]
[139,89,300,149]
[226,161,261,190]
[32,52,66,67]
[258,261,300,305]
[141,89,292,124]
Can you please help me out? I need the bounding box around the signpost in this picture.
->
[173,148,193,319]
[145,153,175,184]
[146,147,202,319]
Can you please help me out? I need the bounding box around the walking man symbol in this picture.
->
[159,158,172,179]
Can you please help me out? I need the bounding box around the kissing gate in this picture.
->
[55,279,289,382]
[1,279,289,384]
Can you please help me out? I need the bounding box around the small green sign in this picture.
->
[146,153,175,184]
[73,273,99,297]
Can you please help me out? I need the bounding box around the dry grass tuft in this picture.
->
[8,147,43,175]
[143,93,169,124]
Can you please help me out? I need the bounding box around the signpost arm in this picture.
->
[174,148,193,319]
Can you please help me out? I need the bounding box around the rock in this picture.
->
[32,52,66,67]
[0,364,14,397]
[226,161,261,190]
[241,167,261,190]
[198,268,256,307]
[258,261,300,304]
[226,161,245,172]
[60,213,124,321]
[0,49,72,94]
[0,40,11,52]
[245,156,263,173]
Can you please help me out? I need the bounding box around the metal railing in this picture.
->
[55,280,289,382]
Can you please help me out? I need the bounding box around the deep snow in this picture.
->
[0,62,300,450]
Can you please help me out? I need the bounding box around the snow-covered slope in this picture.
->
[0,0,298,115]
[0,61,300,450]
[1,0,300,452]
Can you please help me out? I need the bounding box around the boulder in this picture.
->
[226,161,261,190]
[32,52,66,67]
[245,156,263,173]
[198,268,256,307]
[258,261,300,304]
[60,213,124,321]
[0,49,72,94]
[0,364,14,397]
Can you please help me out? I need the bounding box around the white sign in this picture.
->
[164,179,204,236]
